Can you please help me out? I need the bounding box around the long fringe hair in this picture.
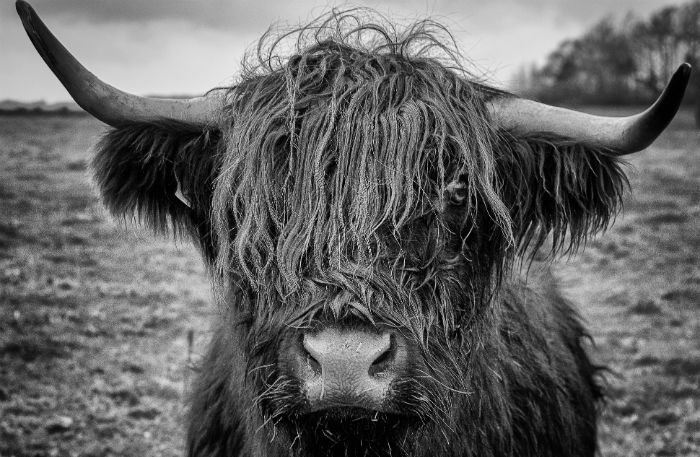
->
[212,11,512,298]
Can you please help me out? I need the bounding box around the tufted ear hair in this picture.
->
[92,121,223,259]
[494,132,629,260]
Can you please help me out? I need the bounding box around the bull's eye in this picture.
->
[445,181,467,205]
[449,324,463,339]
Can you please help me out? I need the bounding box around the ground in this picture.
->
[0,111,698,456]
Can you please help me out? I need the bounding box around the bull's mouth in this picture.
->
[298,405,413,420]
[282,408,422,457]
[303,397,410,415]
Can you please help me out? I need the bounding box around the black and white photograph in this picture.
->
[1,0,698,456]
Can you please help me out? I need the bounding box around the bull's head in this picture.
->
[17,1,690,456]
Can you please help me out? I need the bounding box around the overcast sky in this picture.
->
[0,0,684,102]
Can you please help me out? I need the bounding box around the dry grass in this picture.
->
[0,111,698,456]
[0,116,211,457]
[556,108,700,456]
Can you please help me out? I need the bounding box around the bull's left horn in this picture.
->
[488,63,691,154]
[16,0,222,127]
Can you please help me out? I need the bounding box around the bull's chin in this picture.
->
[305,399,406,415]
[282,408,421,457]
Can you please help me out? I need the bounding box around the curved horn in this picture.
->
[488,63,691,154]
[16,0,222,127]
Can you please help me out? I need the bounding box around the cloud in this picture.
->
[1,0,681,103]
[5,0,675,30]
[523,0,680,23]
[3,0,358,31]
[2,0,678,42]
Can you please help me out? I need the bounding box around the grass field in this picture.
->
[0,111,698,456]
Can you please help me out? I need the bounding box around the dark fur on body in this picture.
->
[92,11,624,457]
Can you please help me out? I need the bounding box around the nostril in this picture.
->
[368,334,395,377]
[300,334,322,376]
[305,352,322,376]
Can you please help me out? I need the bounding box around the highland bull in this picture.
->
[16,2,691,456]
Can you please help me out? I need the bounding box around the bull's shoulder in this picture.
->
[496,260,591,351]
[500,261,576,318]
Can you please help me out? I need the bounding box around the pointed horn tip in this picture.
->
[15,0,54,68]
[16,1,34,20]
[658,63,692,112]
[676,62,692,82]
[16,0,42,42]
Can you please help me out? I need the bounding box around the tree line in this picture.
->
[514,1,700,107]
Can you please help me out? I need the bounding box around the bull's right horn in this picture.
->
[16,0,222,127]
[488,63,691,154]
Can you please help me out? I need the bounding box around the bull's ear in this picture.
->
[495,133,628,258]
[92,121,222,250]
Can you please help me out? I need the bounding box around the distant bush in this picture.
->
[517,0,700,117]
[0,107,87,117]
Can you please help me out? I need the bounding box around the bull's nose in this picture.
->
[293,327,406,411]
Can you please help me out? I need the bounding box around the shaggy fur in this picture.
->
[91,10,625,457]
[93,121,223,259]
